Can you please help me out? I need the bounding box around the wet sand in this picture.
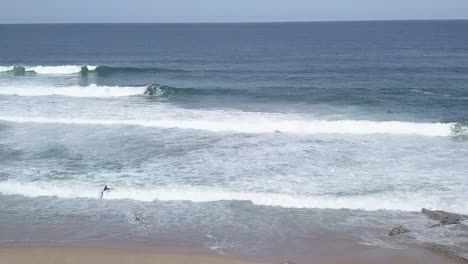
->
[0,244,466,264]
[0,246,260,264]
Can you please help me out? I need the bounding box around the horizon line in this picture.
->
[1,18,467,25]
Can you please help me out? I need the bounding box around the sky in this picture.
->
[1,0,468,23]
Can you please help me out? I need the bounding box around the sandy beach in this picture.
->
[0,243,466,264]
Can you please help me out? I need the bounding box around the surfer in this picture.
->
[100,185,112,198]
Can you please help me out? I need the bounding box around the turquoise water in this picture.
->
[0,21,467,259]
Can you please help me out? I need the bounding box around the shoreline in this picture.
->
[0,245,260,264]
[0,240,466,264]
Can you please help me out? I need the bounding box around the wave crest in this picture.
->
[0,114,462,137]
[0,65,181,75]
[0,181,466,213]
[0,65,97,74]
[0,84,146,98]
[0,83,184,98]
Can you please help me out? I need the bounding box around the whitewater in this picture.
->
[1,180,466,213]
[0,84,146,97]
[1,21,468,260]
[0,65,97,74]
[0,115,457,137]
[0,83,462,136]
[0,65,180,75]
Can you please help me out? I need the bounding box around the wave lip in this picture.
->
[0,65,181,75]
[0,83,178,98]
[0,66,15,72]
[29,65,96,74]
[0,83,183,98]
[0,181,466,213]
[0,84,146,98]
[0,114,459,137]
[0,65,97,74]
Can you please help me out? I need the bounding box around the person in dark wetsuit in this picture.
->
[100,185,112,198]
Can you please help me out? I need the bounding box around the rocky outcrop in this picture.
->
[430,217,461,228]
[422,208,467,221]
[421,208,466,227]
[388,225,410,236]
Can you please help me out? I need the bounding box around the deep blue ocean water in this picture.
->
[0,21,467,260]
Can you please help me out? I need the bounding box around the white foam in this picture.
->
[0,84,146,98]
[0,181,466,213]
[26,65,90,74]
[0,114,455,137]
[0,66,14,72]
[0,65,98,74]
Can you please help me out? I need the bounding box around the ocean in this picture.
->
[0,21,467,260]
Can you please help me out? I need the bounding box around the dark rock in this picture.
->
[430,217,461,228]
[388,225,410,236]
[422,208,465,228]
[422,208,467,221]
[440,217,461,225]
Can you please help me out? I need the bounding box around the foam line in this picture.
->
[0,181,466,213]
[26,65,91,74]
[0,65,179,74]
[0,115,457,137]
[0,84,146,97]
[0,66,14,72]
[0,65,96,74]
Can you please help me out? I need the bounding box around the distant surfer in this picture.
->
[100,185,112,198]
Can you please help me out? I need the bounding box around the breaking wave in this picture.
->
[143,83,194,97]
[0,83,230,98]
[0,65,183,75]
[0,66,15,72]
[0,65,96,74]
[0,114,462,137]
[0,181,466,213]
[0,84,146,98]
